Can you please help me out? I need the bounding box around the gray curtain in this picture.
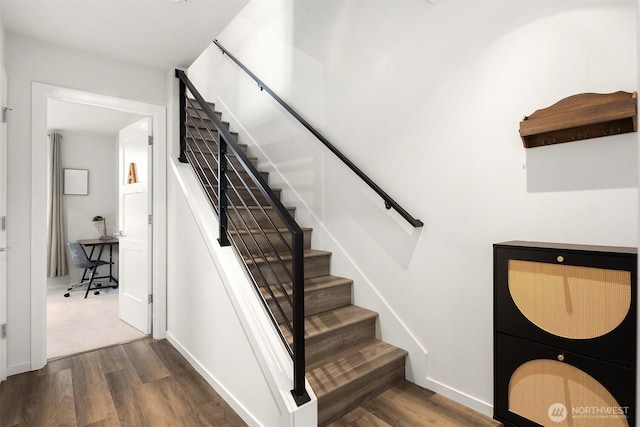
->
[47,132,68,277]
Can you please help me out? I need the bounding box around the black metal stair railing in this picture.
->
[212,39,423,228]
[175,69,311,406]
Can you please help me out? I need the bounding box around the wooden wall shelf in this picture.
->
[519,91,637,148]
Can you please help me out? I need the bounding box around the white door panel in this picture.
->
[118,118,152,334]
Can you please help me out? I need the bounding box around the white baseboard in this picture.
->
[166,332,261,426]
[424,376,493,417]
[7,361,31,377]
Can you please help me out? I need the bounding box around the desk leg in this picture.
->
[96,244,106,263]
[81,246,98,283]
[109,243,118,284]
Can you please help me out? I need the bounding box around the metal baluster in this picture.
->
[177,72,188,164]
[218,132,230,247]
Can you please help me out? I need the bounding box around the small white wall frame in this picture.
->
[63,168,88,195]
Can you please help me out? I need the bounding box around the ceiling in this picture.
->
[7,0,631,135]
[2,0,248,135]
[47,99,145,137]
[1,0,249,70]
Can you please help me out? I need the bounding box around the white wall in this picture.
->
[55,130,117,284]
[188,0,638,413]
[5,33,166,373]
[167,158,317,426]
[0,7,5,69]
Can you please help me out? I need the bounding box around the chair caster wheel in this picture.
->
[67,287,72,291]
[94,291,100,295]
[64,293,70,297]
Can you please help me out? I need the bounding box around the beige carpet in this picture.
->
[47,277,147,359]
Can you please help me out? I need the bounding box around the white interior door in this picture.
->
[118,118,152,334]
[0,69,7,382]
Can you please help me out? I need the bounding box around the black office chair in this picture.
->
[65,241,113,298]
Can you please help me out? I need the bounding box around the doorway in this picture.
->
[31,83,167,370]
[45,101,148,359]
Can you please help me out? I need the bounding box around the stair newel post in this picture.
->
[177,72,188,164]
[291,230,311,405]
[217,133,230,247]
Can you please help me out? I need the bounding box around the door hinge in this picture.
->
[148,294,153,304]
[1,216,5,231]
[2,107,12,123]
[148,214,153,225]
[1,324,6,339]
[148,135,153,146]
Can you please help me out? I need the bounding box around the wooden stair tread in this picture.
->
[186,98,214,106]
[190,150,258,162]
[186,112,223,121]
[272,275,353,293]
[263,275,353,307]
[187,112,220,120]
[229,226,312,235]
[243,248,330,265]
[231,205,295,211]
[227,205,297,220]
[261,275,353,320]
[200,171,270,183]
[186,133,242,144]
[189,121,232,130]
[186,123,234,132]
[282,305,377,342]
[200,183,282,193]
[228,227,312,251]
[187,150,254,164]
[227,205,296,217]
[207,168,267,175]
[307,340,407,399]
[187,104,220,111]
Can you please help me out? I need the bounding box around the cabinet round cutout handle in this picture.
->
[557,354,565,362]
[557,255,564,263]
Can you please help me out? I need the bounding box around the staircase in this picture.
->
[183,100,408,426]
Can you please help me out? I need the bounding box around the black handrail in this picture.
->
[175,69,310,406]
[212,39,424,228]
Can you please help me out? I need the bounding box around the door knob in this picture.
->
[0,247,9,252]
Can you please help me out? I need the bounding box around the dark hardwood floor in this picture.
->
[1,338,501,427]
[0,338,246,427]
[328,380,502,427]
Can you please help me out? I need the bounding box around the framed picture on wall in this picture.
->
[63,168,89,195]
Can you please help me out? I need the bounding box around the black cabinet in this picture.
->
[494,241,636,427]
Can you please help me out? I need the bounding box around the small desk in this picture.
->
[78,238,119,285]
